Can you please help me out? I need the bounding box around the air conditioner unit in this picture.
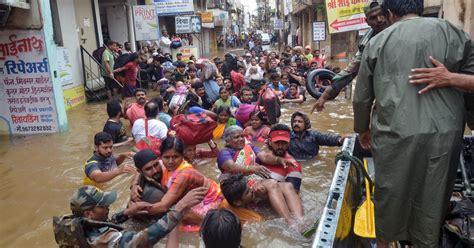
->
[0,0,30,9]
[0,4,11,26]
[0,0,30,26]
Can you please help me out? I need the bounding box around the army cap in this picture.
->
[70,186,117,214]
[364,0,383,15]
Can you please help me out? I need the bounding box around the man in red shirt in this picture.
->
[311,49,325,69]
[125,88,147,126]
[115,53,140,98]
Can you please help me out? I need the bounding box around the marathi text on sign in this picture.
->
[0,30,58,135]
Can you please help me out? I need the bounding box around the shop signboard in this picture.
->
[274,19,284,30]
[57,47,85,110]
[175,15,202,34]
[171,46,199,62]
[200,11,213,23]
[0,30,59,134]
[146,0,194,16]
[325,0,369,34]
[133,5,159,41]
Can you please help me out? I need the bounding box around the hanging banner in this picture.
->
[175,16,202,34]
[325,0,369,34]
[57,47,85,110]
[0,30,59,135]
[146,0,194,16]
[171,46,200,63]
[133,5,160,41]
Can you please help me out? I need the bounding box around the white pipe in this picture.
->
[125,1,136,51]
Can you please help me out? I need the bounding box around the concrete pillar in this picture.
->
[42,0,69,132]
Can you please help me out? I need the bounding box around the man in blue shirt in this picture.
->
[288,111,344,160]
[83,132,136,186]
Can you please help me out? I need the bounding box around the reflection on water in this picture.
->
[0,95,355,247]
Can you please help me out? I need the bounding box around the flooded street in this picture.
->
[0,90,352,247]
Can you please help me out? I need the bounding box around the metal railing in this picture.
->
[80,45,122,101]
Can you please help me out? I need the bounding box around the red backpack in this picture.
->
[170,113,217,146]
[133,119,162,156]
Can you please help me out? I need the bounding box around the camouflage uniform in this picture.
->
[86,210,182,247]
[66,186,182,248]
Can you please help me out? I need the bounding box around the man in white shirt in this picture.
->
[132,101,168,143]
[159,30,171,55]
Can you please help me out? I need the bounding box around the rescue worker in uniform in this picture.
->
[53,185,206,247]
[353,0,474,247]
[311,0,389,112]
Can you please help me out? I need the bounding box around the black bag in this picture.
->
[170,41,182,49]
[440,199,474,248]
[114,53,134,70]
[92,46,106,64]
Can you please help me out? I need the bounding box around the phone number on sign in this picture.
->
[16,125,53,132]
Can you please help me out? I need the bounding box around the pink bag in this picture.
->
[234,104,257,125]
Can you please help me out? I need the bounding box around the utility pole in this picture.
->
[223,2,227,54]
[277,0,283,54]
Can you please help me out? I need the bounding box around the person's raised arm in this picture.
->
[87,165,136,183]
[111,187,206,247]
[116,151,135,165]
[221,159,271,179]
[148,171,192,215]
[257,150,297,168]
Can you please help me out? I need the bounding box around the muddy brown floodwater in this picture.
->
[0,83,353,248]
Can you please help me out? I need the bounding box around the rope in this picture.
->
[335,150,374,190]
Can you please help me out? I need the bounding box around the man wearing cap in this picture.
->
[129,149,167,204]
[259,124,303,191]
[288,111,344,161]
[243,53,252,69]
[353,0,474,247]
[312,0,389,112]
[173,61,189,83]
[173,53,183,67]
[303,46,313,61]
[57,185,205,247]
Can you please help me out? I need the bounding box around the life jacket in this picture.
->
[52,214,123,248]
[83,160,101,188]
